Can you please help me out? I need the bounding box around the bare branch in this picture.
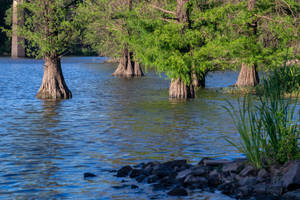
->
[150,4,176,15]
[254,14,283,23]
[279,0,296,20]
[164,16,179,21]
[159,18,178,24]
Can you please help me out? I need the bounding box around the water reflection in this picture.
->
[0,57,297,199]
[1,100,67,198]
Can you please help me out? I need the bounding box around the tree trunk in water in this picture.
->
[11,0,25,58]
[192,73,205,88]
[36,56,72,99]
[169,78,195,99]
[236,0,258,87]
[235,63,259,87]
[112,48,144,77]
[168,0,194,99]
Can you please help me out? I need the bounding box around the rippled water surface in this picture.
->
[0,57,266,199]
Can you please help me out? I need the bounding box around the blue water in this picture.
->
[0,57,269,199]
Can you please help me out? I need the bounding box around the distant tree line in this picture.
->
[1,0,299,99]
[80,0,299,98]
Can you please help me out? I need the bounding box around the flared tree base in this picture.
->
[235,63,259,87]
[112,48,144,77]
[36,57,72,100]
[169,78,195,99]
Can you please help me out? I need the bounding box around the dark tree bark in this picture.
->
[112,48,144,77]
[36,56,72,99]
[235,0,259,87]
[11,0,25,58]
[169,0,195,99]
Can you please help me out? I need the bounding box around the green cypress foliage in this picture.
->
[126,0,299,85]
[19,0,83,58]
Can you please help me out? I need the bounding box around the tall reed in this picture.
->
[224,65,299,168]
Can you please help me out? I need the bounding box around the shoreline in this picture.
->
[113,158,300,199]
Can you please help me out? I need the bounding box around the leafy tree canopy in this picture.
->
[19,0,84,58]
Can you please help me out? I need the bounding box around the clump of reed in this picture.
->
[224,64,299,169]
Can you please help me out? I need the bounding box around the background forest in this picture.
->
[0,0,299,99]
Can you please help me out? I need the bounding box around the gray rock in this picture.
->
[208,169,221,186]
[282,189,300,200]
[133,162,145,168]
[159,176,177,188]
[116,165,132,177]
[152,183,165,191]
[176,169,192,180]
[152,165,172,178]
[253,183,267,195]
[143,165,153,175]
[130,169,142,178]
[280,161,300,190]
[147,175,159,183]
[239,165,256,177]
[258,168,269,178]
[239,176,257,186]
[218,181,236,195]
[257,168,269,182]
[178,163,192,171]
[270,165,281,177]
[202,159,232,167]
[267,182,283,196]
[237,185,253,197]
[136,175,146,182]
[83,172,96,178]
[234,174,243,182]
[145,161,160,167]
[143,161,160,170]
[167,186,188,196]
[184,174,208,185]
[198,157,212,165]
[222,161,244,174]
[191,166,207,176]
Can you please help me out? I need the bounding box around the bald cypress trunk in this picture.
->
[36,56,72,99]
[169,78,195,99]
[112,0,144,77]
[169,0,194,99]
[235,63,259,87]
[192,72,206,88]
[11,0,25,58]
[112,48,144,77]
[235,0,259,87]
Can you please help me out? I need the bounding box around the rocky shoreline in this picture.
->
[113,158,300,199]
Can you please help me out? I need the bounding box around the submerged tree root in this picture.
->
[112,48,144,77]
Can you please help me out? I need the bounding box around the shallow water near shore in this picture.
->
[0,57,297,199]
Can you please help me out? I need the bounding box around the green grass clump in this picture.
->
[268,65,300,95]
[224,65,299,169]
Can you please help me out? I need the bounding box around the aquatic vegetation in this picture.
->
[224,65,300,168]
[268,64,300,96]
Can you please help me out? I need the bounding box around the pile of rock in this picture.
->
[115,158,300,199]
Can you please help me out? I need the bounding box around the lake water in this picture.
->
[0,57,281,199]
